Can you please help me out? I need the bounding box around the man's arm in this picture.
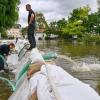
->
[29,13,35,25]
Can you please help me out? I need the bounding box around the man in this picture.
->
[26,4,36,50]
[0,43,15,71]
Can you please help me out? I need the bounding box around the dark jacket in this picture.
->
[0,44,10,57]
[28,9,35,28]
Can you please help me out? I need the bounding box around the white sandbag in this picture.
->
[29,72,56,100]
[9,75,31,100]
[15,39,28,53]
[15,52,30,79]
[30,48,45,63]
[7,54,18,66]
[29,64,100,100]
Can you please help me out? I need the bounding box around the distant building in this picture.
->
[35,32,46,41]
[7,24,22,38]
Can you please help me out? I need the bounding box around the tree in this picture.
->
[45,18,67,37]
[62,6,90,37]
[69,6,90,22]
[35,12,47,31]
[84,13,98,33]
[45,22,57,38]
[62,20,86,36]
[56,18,67,36]
[83,8,100,34]
[97,8,100,34]
[0,0,20,37]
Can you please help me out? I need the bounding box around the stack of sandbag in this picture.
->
[9,48,100,100]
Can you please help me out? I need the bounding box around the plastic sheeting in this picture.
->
[15,39,29,53]
[30,48,45,63]
[29,64,100,100]
[18,44,29,61]
[42,52,57,60]
[7,47,100,100]
[9,64,100,100]
[16,60,31,81]
[14,52,30,77]
[7,54,18,66]
[9,75,31,100]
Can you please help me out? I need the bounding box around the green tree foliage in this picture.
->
[62,20,86,36]
[45,5,100,42]
[45,18,67,37]
[35,12,47,30]
[84,9,100,34]
[0,0,19,37]
[45,22,57,38]
[63,6,90,37]
[97,9,100,34]
[69,6,90,22]
[56,18,67,36]
[84,12,98,33]
[45,6,90,38]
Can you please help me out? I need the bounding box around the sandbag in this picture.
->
[29,64,100,100]
[30,48,45,63]
[42,52,57,60]
[7,54,18,66]
[16,59,32,81]
[9,75,31,100]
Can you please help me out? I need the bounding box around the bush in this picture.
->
[79,33,100,44]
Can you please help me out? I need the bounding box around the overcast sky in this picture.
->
[19,0,98,27]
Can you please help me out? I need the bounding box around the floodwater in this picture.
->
[0,39,100,100]
[37,40,100,95]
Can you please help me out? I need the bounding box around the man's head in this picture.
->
[26,4,31,11]
[9,43,15,50]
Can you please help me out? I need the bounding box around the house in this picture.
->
[7,24,22,38]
